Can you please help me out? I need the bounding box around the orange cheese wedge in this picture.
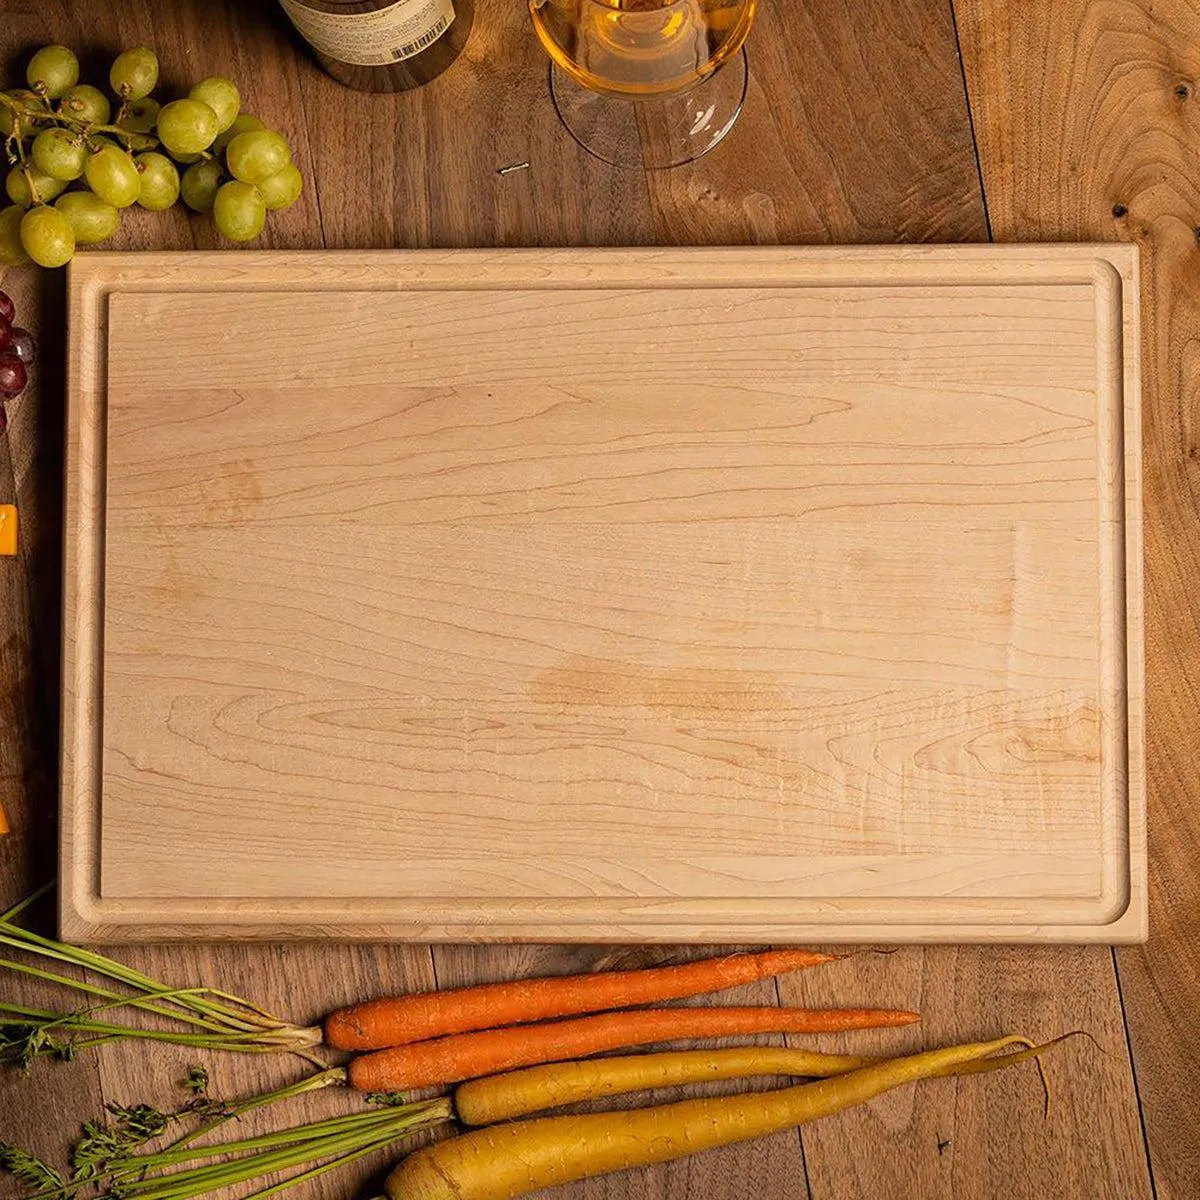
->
[0,505,16,556]
[0,504,15,829]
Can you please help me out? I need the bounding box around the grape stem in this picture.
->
[1,88,159,171]
[9,124,40,205]
[3,90,49,207]
[86,124,158,152]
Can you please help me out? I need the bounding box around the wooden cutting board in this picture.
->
[60,246,1145,943]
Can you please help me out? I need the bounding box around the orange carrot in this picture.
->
[326,949,838,1051]
[348,1006,919,1091]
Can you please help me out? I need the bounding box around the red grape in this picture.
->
[0,318,10,354]
[0,405,6,437]
[0,291,12,325]
[0,354,27,400]
[10,328,34,365]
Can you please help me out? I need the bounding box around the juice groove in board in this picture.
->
[60,247,1143,944]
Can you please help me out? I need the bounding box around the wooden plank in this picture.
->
[784,946,1154,1200]
[646,0,988,246]
[0,5,435,1194]
[956,2,1200,1195]
[0,1,108,1177]
[296,0,655,250]
[0,247,63,828]
[0,440,105,1174]
[60,246,1142,944]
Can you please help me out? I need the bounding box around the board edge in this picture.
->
[58,244,1149,946]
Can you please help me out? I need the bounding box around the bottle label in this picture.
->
[280,0,457,67]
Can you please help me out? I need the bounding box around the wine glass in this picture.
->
[529,0,759,169]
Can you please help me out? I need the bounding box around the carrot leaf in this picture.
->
[0,887,324,1069]
[0,1143,65,1192]
[181,1067,209,1098]
[1,1021,76,1071]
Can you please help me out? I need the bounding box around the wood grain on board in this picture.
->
[0,0,1187,1198]
[957,2,1200,1196]
[60,246,1142,944]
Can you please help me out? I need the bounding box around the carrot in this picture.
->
[326,949,839,1052]
[455,1046,880,1125]
[455,1034,1076,1127]
[348,1006,919,1091]
[387,1037,1049,1200]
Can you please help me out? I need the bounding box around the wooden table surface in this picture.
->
[0,2,1196,1198]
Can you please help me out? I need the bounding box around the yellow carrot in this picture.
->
[455,1046,879,1126]
[388,1037,1049,1200]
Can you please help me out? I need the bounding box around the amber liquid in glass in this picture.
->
[530,0,758,98]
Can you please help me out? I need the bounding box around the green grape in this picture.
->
[0,204,30,266]
[156,99,219,157]
[172,151,204,164]
[6,166,68,207]
[84,143,141,208]
[118,96,160,135]
[225,130,290,185]
[180,159,223,212]
[257,162,303,211]
[31,127,88,181]
[213,180,265,242]
[26,45,79,100]
[110,47,159,101]
[134,152,179,211]
[188,76,240,133]
[55,190,120,244]
[20,204,75,268]
[59,83,111,126]
[211,112,263,155]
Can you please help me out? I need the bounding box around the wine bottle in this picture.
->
[279,0,474,93]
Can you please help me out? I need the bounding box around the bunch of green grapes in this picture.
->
[0,45,303,269]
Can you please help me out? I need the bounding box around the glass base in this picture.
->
[549,48,749,170]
